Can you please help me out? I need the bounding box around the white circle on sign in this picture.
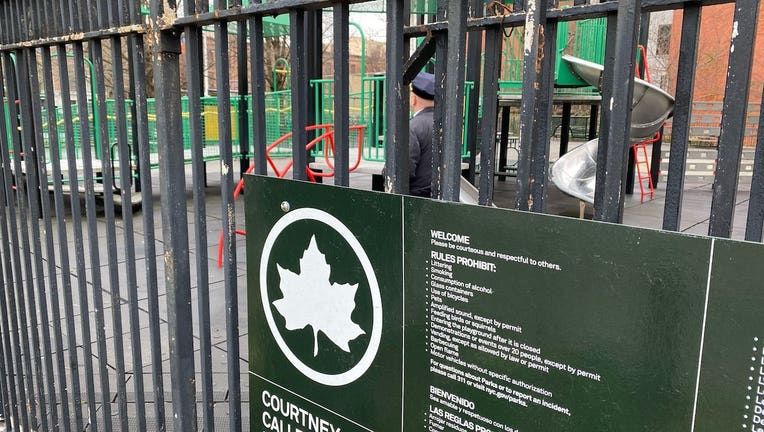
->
[260,207,383,386]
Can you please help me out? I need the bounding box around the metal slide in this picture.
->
[460,176,494,206]
[550,56,675,203]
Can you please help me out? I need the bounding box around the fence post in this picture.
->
[152,3,198,430]
[515,0,548,211]
[594,0,641,223]
[441,0,469,202]
[709,0,761,238]
[385,0,409,194]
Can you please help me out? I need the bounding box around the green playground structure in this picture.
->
[500,17,607,93]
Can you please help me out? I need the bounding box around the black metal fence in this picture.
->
[0,0,760,430]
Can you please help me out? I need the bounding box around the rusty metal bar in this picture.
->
[708,0,760,237]
[515,0,548,211]
[594,2,641,223]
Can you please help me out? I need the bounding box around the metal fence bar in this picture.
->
[75,0,87,33]
[68,42,103,432]
[0,222,16,429]
[0,118,21,427]
[61,0,72,34]
[67,0,77,33]
[40,45,74,432]
[6,1,12,43]
[745,85,764,242]
[1,2,6,44]
[74,40,112,432]
[478,24,503,206]
[333,3,351,186]
[15,0,21,41]
[431,29,446,199]
[14,48,51,432]
[290,10,309,181]
[90,0,100,31]
[559,103,572,156]
[429,0,446,199]
[708,0,760,238]
[118,0,128,26]
[27,0,37,40]
[237,13,251,175]
[663,4,701,232]
[2,51,37,432]
[20,1,29,39]
[21,47,60,432]
[594,2,640,223]
[6,2,13,37]
[126,0,136,24]
[0,55,22,431]
[515,0,545,210]
[109,33,149,431]
[385,0,408,194]
[12,1,21,42]
[107,0,118,26]
[441,0,468,202]
[54,42,87,432]
[497,107,510,183]
[40,0,48,37]
[16,1,30,39]
[153,19,198,431]
[130,31,167,430]
[306,10,322,142]
[250,14,268,176]
[0,324,11,427]
[55,0,64,33]
[9,51,48,428]
[529,6,557,213]
[184,6,215,430]
[465,0,483,185]
[27,0,35,37]
[125,1,140,196]
[92,37,130,432]
[593,11,616,216]
[213,3,244,430]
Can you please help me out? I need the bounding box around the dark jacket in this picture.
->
[407,106,434,197]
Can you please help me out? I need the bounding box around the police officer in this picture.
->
[406,72,436,197]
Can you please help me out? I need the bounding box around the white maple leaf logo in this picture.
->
[272,235,366,357]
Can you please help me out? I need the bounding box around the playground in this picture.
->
[3,13,620,207]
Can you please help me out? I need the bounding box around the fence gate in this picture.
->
[0,0,761,431]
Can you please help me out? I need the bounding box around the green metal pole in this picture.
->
[272,57,290,91]
[349,22,366,123]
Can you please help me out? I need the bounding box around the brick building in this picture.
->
[665,4,763,146]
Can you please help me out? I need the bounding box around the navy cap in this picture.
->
[411,72,435,100]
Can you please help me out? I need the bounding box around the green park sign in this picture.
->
[246,176,764,431]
